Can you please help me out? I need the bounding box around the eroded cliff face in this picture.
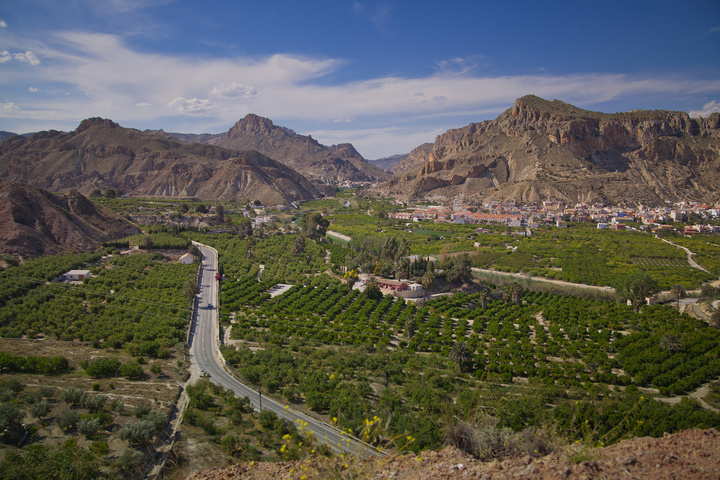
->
[0,181,140,257]
[377,96,720,205]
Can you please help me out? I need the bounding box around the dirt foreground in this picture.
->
[187,428,720,480]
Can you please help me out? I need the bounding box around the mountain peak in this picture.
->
[75,117,119,133]
[227,114,277,138]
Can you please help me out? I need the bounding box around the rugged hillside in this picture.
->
[378,96,720,205]
[0,118,324,205]
[172,114,390,184]
[0,180,140,257]
[187,428,720,480]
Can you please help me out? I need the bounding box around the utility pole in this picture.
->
[258,386,262,411]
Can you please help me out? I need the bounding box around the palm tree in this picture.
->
[405,316,416,339]
[421,271,435,292]
[449,342,472,372]
[670,284,686,315]
[659,334,685,352]
[508,282,523,305]
[478,289,489,309]
[183,280,199,299]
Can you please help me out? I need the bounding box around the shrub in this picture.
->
[29,399,50,420]
[57,409,81,431]
[78,417,100,438]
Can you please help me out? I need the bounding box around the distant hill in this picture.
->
[377,95,720,205]
[0,131,18,142]
[0,118,325,205]
[0,180,141,257]
[368,153,408,172]
[169,114,390,185]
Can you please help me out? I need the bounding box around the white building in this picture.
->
[179,253,195,265]
[65,270,91,281]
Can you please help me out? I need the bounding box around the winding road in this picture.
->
[189,243,383,457]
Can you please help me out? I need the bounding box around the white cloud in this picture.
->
[0,50,40,65]
[435,56,488,75]
[707,26,720,34]
[168,97,215,116]
[14,51,40,65]
[689,100,720,118]
[29,86,38,92]
[1,31,719,156]
[0,19,7,28]
[0,102,20,114]
[209,82,259,99]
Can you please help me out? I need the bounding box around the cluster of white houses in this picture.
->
[388,199,720,234]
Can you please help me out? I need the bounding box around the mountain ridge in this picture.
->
[0,118,325,205]
[169,114,390,185]
[377,95,720,205]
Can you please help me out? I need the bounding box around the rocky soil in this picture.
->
[187,428,720,480]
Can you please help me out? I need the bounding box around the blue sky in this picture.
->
[1,1,719,159]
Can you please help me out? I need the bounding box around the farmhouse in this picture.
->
[65,270,91,281]
[179,253,195,264]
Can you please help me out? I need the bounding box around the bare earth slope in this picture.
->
[0,180,140,256]
[0,118,323,205]
[173,114,390,184]
[378,96,720,205]
[188,428,720,480]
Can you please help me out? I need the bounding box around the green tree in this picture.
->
[29,399,50,421]
[421,271,436,292]
[449,342,472,372]
[215,204,225,222]
[183,280,199,299]
[508,282,523,305]
[301,213,329,241]
[478,289,489,309]
[670,284,686,315]
[188,244,202,260]
[659,334,685,352]
[615,271,659,314]
[405,316,416,339]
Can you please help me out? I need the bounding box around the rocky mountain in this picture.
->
[378,96,720,205]
[0,118,325,205]
[0,180,140,257]
[170,114,390,184]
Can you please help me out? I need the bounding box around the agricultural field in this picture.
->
[327,213,717,289]
[0,250,198,477]
[201,231,720,452]
[1,195,720,477]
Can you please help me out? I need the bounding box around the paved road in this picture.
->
[189,243,383,457]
